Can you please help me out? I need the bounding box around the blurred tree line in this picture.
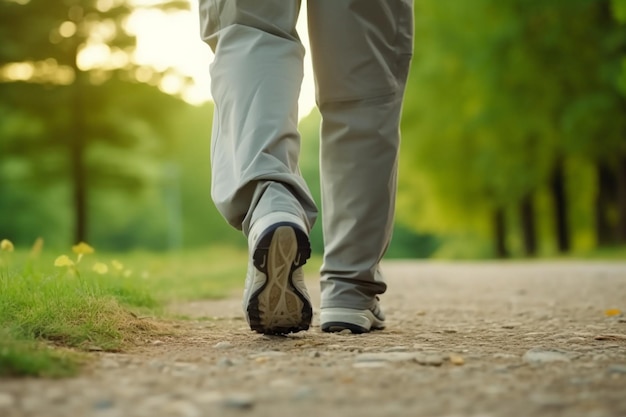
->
[0,0,240,250]
[0,0,624,258]
[398,0,626,258]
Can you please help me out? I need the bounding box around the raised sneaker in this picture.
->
[243,212,312,334]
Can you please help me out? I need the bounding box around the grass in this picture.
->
[0,243,251,378]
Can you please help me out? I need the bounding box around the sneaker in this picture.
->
[243,213,312,334]
[320,298,385,334]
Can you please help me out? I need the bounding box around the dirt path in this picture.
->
[2,261,626,417]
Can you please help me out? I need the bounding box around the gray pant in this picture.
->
[200,0,413,309]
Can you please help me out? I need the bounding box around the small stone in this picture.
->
[523,348,570,364]
[217,357,235,367]
[0,393,16,408]
[270,379,293,388]
[339,329,352,335]
[415,354,444,366]
[309,351,321,358]
[214,341,233,350]
[151,340,164,346]
[87,345,104,352]
[493,353,518,360]
[502,323,521,329]
[353,362,388,369]
[93,399,115,410]
[607,364,626,375]
[595,334,626,341]
[443,329,457,334]
[449,354,465,366]
[222,394,254,410]
[293,386,315,400]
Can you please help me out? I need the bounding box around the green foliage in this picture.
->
[398,0,626,257]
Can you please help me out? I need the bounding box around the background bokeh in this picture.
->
[1,0,625,259]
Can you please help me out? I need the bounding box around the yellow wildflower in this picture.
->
[1,239,14,252]
[111,260,124,271]
[92,262,109,274]
[72,242,95,255]
[54,255,75,267]
[30,237,44,258]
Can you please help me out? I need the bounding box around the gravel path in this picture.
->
[2,261,626,417]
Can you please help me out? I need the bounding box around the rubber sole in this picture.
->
[246,224,312,335]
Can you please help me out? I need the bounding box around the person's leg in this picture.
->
[308,0,414,333]
[199,0,316,334]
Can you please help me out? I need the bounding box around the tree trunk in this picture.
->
[493,207,509,259]
[617,156,626,244]
[71,45,87,244]
[551,157,570,253]
[595,162,616,246]
[519,193,537,257]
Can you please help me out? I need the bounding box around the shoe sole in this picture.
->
[247,224,312,335]
[320,308,385,334]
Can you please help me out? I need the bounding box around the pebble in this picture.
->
[607,364,626,375]
[214,341,234,350]
[353,362,388,369]
[222,394,255,410]
[493,353,518,360]
[449,354,465,365]
[522,348,571,364]
[293,386,315,400]
[217,357,235,367]
[309,351,321,358]
[93,399,115,410]
[151,340,164,346]
[415,354,444,367]
[0,393,16,408]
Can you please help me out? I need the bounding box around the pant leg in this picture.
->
[308,0,414,309]
[199,0,317,235]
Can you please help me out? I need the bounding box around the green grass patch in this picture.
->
[0,330,80,378]
[0,244,253,378]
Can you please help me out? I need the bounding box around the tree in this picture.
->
[0,0,190,245]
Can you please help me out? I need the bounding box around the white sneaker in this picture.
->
[243,212,312,334]
[320,298,385,334]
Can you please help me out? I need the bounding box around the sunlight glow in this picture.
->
[0,60,74,85]
[129,0,316,116]
[59,21,77,38]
